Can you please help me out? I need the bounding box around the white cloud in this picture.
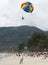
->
[0,0,8,8]
[0,0,48,31]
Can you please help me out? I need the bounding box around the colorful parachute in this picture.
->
[21,2,34,13]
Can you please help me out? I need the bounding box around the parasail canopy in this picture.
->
[21,2,34,13]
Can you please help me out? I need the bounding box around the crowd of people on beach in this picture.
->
[15,51,48,64]
[0,51,48,64]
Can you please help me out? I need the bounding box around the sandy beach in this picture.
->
[0,54,48,65]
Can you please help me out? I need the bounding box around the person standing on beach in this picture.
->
[44,48,47,59]
[19,53,23,64]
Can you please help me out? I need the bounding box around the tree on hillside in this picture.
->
[18,43,24,52]
[27,33,48,51]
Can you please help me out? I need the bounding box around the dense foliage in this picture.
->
[27,33,48,51]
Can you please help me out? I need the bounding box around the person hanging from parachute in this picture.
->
[22,16,24,20]
[21,2,34,20]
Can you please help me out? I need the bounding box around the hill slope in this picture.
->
[0,26,47,47]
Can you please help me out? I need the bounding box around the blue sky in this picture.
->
[0,0,48,31]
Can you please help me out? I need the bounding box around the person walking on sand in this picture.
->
[19,53,23,64]
[44,48,47,59]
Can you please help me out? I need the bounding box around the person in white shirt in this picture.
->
[19,53,23,64]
